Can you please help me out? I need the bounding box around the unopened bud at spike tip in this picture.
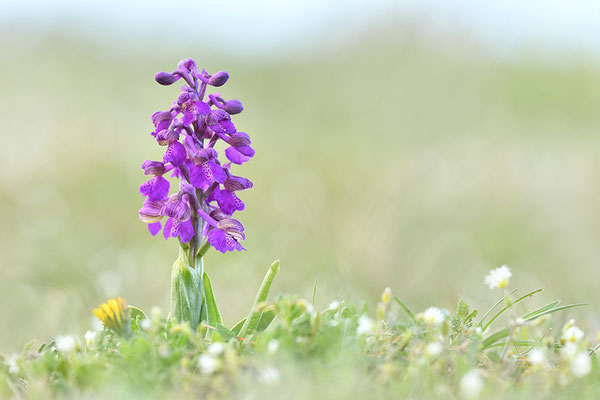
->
[155,71,179,86]
[224,99,243,115]
[208,71,230,87]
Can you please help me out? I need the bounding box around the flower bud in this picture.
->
[139,200,164,223]
[156,129,179,146]
[208,71,229,87]
[224,99,243,115]
[381,287,391,304]
[228,132,251,147]
[224,175,253,192]
[151,111,173,128]
[164,199,191,221]
[216,218,245,241]
[193,148,218,164]
[177,91,193,105]
[142,160,166,176]
[155,71,179,86]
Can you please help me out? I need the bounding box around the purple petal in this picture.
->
[139,176,170,201]
[194,101,211,115]
[214,190,244,215]
[188,163,209,189]
[225,146,253,165]
[182,109,195,126]
[178,219,194,243]
[163,141,187,167]
[148,221,162,236]
[208,228,229,253]
[209,161,227,183]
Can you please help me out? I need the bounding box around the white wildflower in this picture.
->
[6,353,19,375]
[207,342,225,356]
[327,301,340,311]
[357,315,375,335]
[561,342,578,359]
[425,342,443,357]
[198,354,218,375]
[84,330,97,346]
[267,339,280,354]
[484,265,512,289]
[563,325,584,344]
[151,306,162,320]
[572,352,592,377]
[528,348,546,365]
[420,307,445,326]
[460,369,484,398]
[258,366,280,385]
[55,335,76,354]
[140,318,152,331]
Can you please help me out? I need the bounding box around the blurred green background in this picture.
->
[1,2,600,350]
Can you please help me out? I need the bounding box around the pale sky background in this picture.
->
[1,0,600,59]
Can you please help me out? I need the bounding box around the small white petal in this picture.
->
[572,352,592,377]
[460,370,483,398]
[55,335,76,354]
[267,339,280,354]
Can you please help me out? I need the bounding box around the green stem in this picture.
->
[239,260,280,338]
[196,241,211,259]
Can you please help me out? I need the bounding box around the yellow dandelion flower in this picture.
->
[93,297,131,336]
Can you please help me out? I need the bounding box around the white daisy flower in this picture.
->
[357,315,375,335]
[460,370,483,398]
[563,325,584,343]
[198,354,218,375]
[207,342,225,356]
[6,354,19,375]
[84,330,97,346]
[55,335,76,354]
[420,307,445,326]
[484,265,512,289]
[425,341,443,357]
[140,318,152,331]
[267,339,280,354]
[528,348,546,365]
[258,366,280,384]
[572,352,592,377]
[327,301,340,311]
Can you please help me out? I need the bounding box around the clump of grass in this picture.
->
[1,266,597,399]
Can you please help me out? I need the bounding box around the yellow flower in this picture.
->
[93,297,131,336]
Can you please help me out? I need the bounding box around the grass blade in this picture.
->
[523,303,588,322]
[393,296,416,322]
[521,300,560,320]
[482,288,543,332]
[478,289,518,327]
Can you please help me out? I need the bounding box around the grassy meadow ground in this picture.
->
[1,25,600,367]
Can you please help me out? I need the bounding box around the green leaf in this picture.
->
[256,307,277,332]
[393,296,416,322]
[457,299,469,319]
[231,318,245,336]
[216,324,237,341]
[230,308,277,336]
[239,260,280,338]
[202,272,223,326]
[129,306,147,321]
[169,251,203,332]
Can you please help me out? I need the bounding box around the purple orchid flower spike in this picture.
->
[139,58,254,255]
